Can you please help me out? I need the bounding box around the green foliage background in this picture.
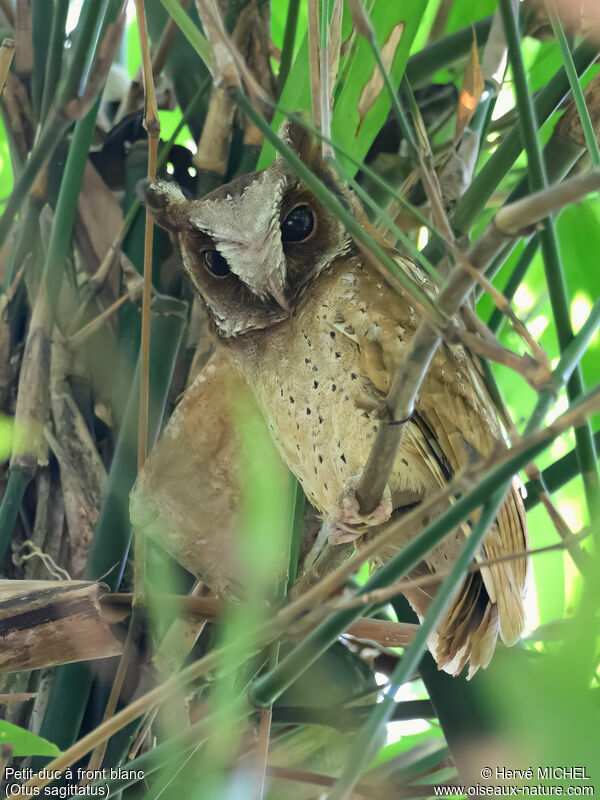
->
[0,0,599,797]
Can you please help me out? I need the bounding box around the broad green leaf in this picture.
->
[259,0,427,173]
[446,0,497,34]
[331,0,428,174]
[0,720,60,758]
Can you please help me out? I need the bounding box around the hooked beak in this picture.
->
[267,277,291,314]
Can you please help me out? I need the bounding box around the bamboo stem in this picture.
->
[354,170,600,517]
[278,0,300,93]
[487,236,539,335]
[136,0,160,473]
[17,385,600,792]
[329,490,505,800]
[524,431,600,509]
[158,0,212,67]
[84,1,160,776]
[499,0,600,521]
[39,0,69,125]
[33,296,187,768]
[0,1,122,249]
[549,5,600,168]
[249,384,600,709]
[234,91,441,323]
[425,39,598,259]
[0,469,30,563]
[0,100,100,558]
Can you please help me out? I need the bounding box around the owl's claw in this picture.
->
[326,478,393,544]
[304,479,393,572]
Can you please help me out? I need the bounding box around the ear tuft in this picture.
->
[277,116,321,169]
[137,179,191,232]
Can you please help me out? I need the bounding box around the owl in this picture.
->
[139,119,528,677]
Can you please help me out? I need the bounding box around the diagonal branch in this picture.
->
[355,168,600,516]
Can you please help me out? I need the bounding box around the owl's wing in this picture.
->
[130,349,249,597]
[416,357,528,675]
[337,267,528,677]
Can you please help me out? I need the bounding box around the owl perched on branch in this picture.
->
[135,119,528,677]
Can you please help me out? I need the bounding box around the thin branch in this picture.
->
[488,236,539,334]
[495,169,600,233]
[355,170,600,517]
[0,37,15,93]
[328,488,506,799]
[15,381,600,795]
[348,0,454,245]
[67,293,129,350]
[328,527,595,614]
[0,693,37,704]
[84,0,160,778]
[548,3,600,167]
[499,0,600,522]
[253,709,273,800]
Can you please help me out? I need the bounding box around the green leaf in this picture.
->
[0,720,61,758]
[259,0,428,172]
[446,0,497,34]
[331,0,428,174]
[158,0,212,68]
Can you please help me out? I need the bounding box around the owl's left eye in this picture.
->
[203,249,230,278]
[281,205,315,243]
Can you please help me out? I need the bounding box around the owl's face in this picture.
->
[141,121,354,338]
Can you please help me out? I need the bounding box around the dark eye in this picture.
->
[281,205,315,243]
[203,249,230,278]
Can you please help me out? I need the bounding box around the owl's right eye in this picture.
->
[203,249,231,278]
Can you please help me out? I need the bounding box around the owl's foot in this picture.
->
[301,479,392,574]
[326,478,393,544]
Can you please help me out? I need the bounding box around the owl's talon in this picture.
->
[302,480,392,571]
[325,478,393,545]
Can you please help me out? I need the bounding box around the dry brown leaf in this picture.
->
[11,283,51,474]
[0,581,122,673]
[556,69,600,147]
[195,0,240,89]
[356,21,405,135]
[76,163,124,291]
[120,251,145,302]
[48,342,108,579]
[455,32,484,142]
[23,468,66,582]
